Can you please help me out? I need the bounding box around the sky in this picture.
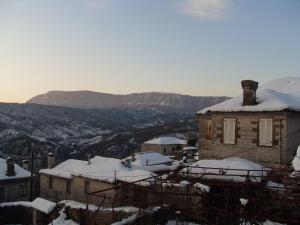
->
[0,0,299,103]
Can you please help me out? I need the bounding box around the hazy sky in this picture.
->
[0,0,299,103]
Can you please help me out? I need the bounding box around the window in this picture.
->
[49,176,53,189]
[223,118,236,144]
[259,119,273,146]
[163,148,167,154]
[84,180,90,194]
[66,180,72,194]
[0,184,4,201]
[206,119,213,139]
[18,183,27,197]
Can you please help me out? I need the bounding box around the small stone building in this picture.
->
[197,77,300,168]
[142,137,187,155]
[0,157,31,202]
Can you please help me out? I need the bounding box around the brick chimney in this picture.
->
[47,153,56,169]
[6,157,15,177]
[241,80,258,106]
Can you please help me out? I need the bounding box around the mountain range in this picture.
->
[27,91,229,113]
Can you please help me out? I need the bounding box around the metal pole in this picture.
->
[30,145,34,201]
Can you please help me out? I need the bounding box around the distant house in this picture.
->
[142,137,187,155]
[39,154,158,205]
[197,77,300,168]
[122,152,177,173]
[0,157,31,202]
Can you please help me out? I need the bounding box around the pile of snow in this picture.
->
[40,156,155,184]
[199,77,300,114]
[50,208,79,225]
[263,220,286,225]
[165,221,200,225]
[193,183,210,193]
[181,157,269,183]
[0,198,56,215]
[240,198,248,206]
[0,158,31,181]
[266,181,285,191]
[162,180,190,188]
[144,137,187,145]
[124,152,177,172]
[292,146,300,171]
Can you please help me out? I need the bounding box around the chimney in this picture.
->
[241,80,259,106]
[87,154,91,165]
[22,160,29,170]
[6,157,15,177]
[47,153,55,169]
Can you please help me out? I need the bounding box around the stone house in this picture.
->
[39,154,160,206]
[142,137,187,156]
[0,157,31,202]
[197,77,300,168]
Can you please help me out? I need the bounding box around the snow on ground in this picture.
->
[292,146,300,171]
[0,198,56,215]
[266,181,285,191]
[40,156,155,184]
[193,183,210,192]
[199,77,300,114]
[144,137,187,145]
[0,158,31,181]
[165,221,201,225]
[124,152,178,172]
[50,208,79,225]
[263,220,286,225]
[60,200,139,214]
[182,157,269,183]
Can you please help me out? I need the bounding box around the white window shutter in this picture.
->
[259,119,273,146]
[224,118,235,144]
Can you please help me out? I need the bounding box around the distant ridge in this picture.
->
[27,91,229,113]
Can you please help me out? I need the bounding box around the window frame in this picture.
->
[84,180,90,194]
[223,118,236,145]
[259,118,273,147]
[0,184,4,201]
[18,182,28,197]
[49,176,53,189]
[66,180,72,194]
[206,119,213,140]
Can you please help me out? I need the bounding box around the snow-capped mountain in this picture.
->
[27,91,229,113]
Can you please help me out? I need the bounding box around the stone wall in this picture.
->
[0,179,31,202]
[39,174,115,206]
[197,112,299,168]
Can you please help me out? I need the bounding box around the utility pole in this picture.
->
[30,143,35,201]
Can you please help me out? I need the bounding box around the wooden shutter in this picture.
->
[259,119,273,146]
[223,118,236,144]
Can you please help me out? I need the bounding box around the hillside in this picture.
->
[27,91,229,113]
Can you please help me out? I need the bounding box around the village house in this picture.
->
[0,157,31,202]
[197,77,300,168]
[39,152,176,206]
[142,137,187,156]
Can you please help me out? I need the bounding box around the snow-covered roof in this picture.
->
[182,157,270,183]
[144,137,187,145]
[125,152,177,172]
[31,198,56,214]
[40,156,155,184]
[198,77,300,114]
[0,197,56,215]
[0,158,31,181]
